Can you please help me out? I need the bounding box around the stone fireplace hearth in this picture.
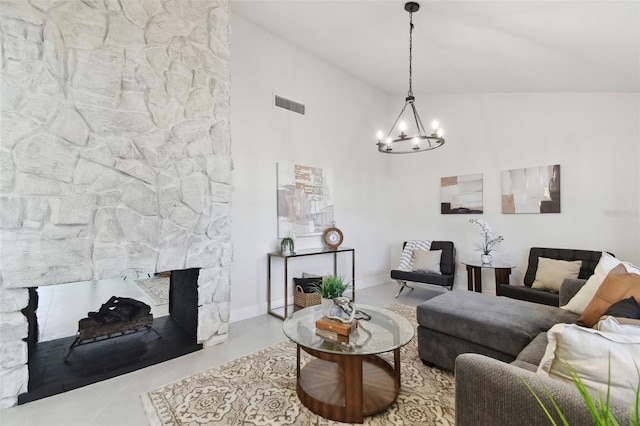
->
[0,0,232,408]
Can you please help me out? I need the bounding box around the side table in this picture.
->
[462,260,515,294]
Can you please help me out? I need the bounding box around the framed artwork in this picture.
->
[276,163,334,238]
[440,173,483,214]
[501,164,560,214]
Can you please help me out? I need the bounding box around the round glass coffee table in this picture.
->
[282,304,414,423]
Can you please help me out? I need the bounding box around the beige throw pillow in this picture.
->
[599,316,640,327]
[413,250,442,275]
[537,322,640,406]
[597,316,640,336]
[531,257,581,292]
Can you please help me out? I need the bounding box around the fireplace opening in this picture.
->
[18,269,203,404]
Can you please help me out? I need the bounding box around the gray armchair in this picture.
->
[390,241,455,298]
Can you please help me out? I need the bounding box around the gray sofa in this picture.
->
[416,279,632,425]
[455,354,632,425]
[416,281,581,371]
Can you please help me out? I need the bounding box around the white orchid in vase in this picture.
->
[469,219,504,260]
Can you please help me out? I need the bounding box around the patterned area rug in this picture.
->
[135,277,169,306]
[140,303,455,425]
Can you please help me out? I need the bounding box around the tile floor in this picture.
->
[2,281,438,426]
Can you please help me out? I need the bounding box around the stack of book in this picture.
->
[315,317,358,343]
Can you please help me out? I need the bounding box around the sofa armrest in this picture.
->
[559,278,586,306]
[454,353,631,426]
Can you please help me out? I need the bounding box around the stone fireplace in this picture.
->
[0,0,232,408]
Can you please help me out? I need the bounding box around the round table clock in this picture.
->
[322,226,343,249]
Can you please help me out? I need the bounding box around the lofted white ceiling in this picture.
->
[231,0,640,94]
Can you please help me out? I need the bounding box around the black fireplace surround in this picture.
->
[18,269,203,404]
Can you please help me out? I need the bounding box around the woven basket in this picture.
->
[294,285,321,308]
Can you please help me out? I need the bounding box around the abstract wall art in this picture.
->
[501,164,560,214]
[440,173,483,214]
[276,163,334,238]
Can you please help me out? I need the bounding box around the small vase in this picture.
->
[481,254,492,264]
[280,237,294,255]
[321,298,333,317]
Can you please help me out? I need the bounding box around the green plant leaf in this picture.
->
[519,376,567,426]
[312,275,351,299]
[522,354,638,426]
[630,365,640,426]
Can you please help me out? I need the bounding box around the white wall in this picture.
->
[230,15,640,321]
[229,15,393,321]
[387,92,640,292]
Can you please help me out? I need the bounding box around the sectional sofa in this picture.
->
[446,280,632,425]
[416,254,636,425]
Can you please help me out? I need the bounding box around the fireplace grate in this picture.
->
[64,297,160,361]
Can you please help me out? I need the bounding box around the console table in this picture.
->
[462,260,515,294]
[267,247,355,320]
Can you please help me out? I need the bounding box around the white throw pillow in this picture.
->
[531,258,582,292]
[561,252,640,314]
[413,250,442,274]
[537,323,640,405]
[597,316,640,337]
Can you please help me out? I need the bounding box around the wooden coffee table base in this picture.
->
[296,345,401,424]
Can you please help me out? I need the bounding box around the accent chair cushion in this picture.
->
[391,269,453,287]
[537,321,640,405]
[413,249,442,274]
[531,258,581,292]
[577,264,640,327]
[398,240,432,271]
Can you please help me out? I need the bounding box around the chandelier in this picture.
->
[376,2,445,154]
